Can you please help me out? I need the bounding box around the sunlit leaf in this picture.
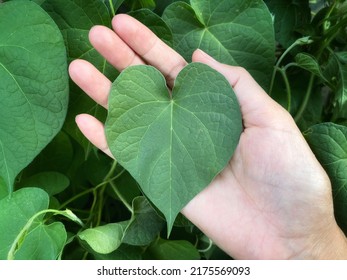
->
[78,223,125,254]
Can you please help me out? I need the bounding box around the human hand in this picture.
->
[69,14,347,259]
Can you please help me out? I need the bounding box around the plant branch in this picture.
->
[294,74,315,122]
[276,66,292,113]
[269,37,313,96]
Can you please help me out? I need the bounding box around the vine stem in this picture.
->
[110,181,133,214]
[269,37,312,96]
[198,238,214,253]
[59,160,121,210]
[275,66,292,112]
[294,73,316,122]
[294,2,343,122]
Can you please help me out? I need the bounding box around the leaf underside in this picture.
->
[105,62,242,232]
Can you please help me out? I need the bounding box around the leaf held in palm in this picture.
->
[105,62,242,232]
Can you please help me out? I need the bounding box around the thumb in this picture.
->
[192,49,290,129]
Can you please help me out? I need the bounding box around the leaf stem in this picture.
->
[108,0,116,17]
[59,160,121,209]
[294,74,315,122]
[95,185,106,227]
[294,2,344,122]
[110,181,133,214]
[269,37,312,96]
[276,66,292,113]
[198,238,214,253]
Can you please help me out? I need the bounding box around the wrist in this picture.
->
[290,222,347,260]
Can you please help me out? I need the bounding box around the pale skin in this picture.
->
[69,14,347,259]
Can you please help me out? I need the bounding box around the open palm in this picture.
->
[69,14,347,259]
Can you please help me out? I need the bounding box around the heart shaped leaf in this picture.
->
[0,1,69,196]
[41,0,113,156]
[162,0,275,90]
[105,63,242,232]
[0,188,67,260]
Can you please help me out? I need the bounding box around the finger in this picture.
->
[69,59,111,108]
[89,25,145,71]
[75,114,114,158]
[112,14,187,87]
[192,49,292,129]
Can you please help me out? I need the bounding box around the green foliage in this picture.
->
[0,0,346,260]
[0,187,81,259]
[163,0,275,90]
[305,123,347,233]
[0,0,68,196]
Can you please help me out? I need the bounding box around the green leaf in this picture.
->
[23,131,74,175]
[129,9,173,47]
[162,0,275,90]
[78,223,125,254]
[264,0,311,48]
[295,52,327,82]
[0,187,67,260]
[105,63,242,232]
[125,0,156,10]
[0,1,68,195]
[102,0,126,15]
[333,52,347,120]
[145,239,200,260]
[41,0,114,155]
[304,123,347,234]
[94,244,143,260]
[154,0,189,15]
[14,222,66,260]
[17,172,70,196]
[122,196,165,246]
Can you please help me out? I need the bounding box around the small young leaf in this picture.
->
[0,187,68,260]
[13,222,66,260]
[58,209,84,227]
[0,1,69,195]
[78,223,125,254]
[0,188,48,259]
[163,0,275,90]
[105,63,242,233]
[122,196,165,246]
[305,123,347,234]
[295,53,327,82]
